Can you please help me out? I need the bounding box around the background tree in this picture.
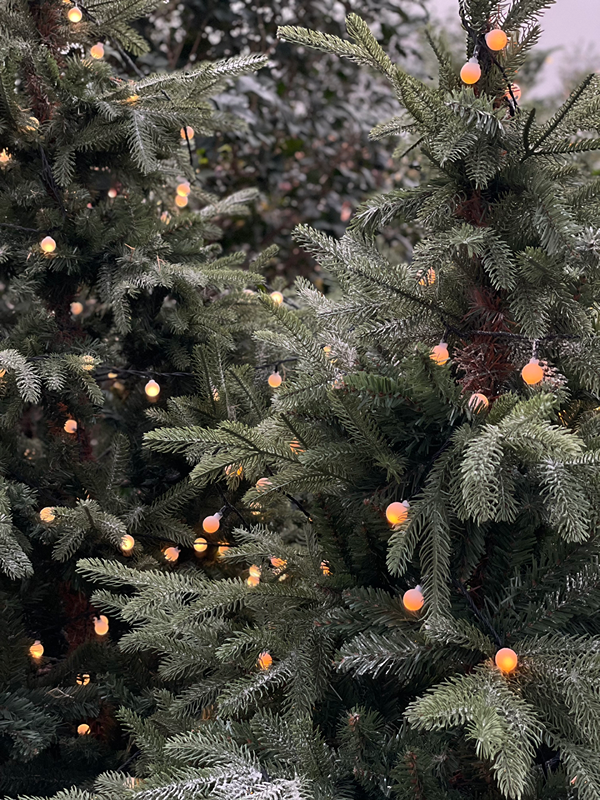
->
[0,1,270,795]
[73,2,600,800]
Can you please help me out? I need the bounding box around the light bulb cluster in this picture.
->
[175,181,191,208]
[460,28,509,86]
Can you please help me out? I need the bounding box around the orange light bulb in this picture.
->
[0,149,11,164]
[180,126,194,140]
[257,651,272,670]
[249,565,261,578]
[93,615,109,636]
[256,478,272,493]
[39,507,56,523]
[81,355,95,372]
[290,439,304,453]
[29,640,44,659]
[67,6,82,22]
[175,194,188,208]
[120,534,135,553]
[270,557,286,569]
[90,43,104,59]
[386,501,409,526]
[145,379,160,398]
[164,546,180,563]
[495,647,518,673]
[70,301,84,315]
[40,236,56,254]
[270,291,284,305]
[217,544,229,557]
[485,29,508,51]
[430,342,449,365]
[247,575,260,587]
[193,536,208,553]
[176,181,191,197]
[64,419,78,434]
[320,560,331,576]
[77,723,91,735]
[468,392,489,411]
[268,372,282,388]
[202,515,220,534]
[107,371,118,379]
[506,83,522,102]
[460,58,481,85]
[521,359,544,385]
[76,673,90,685]
[419,268,436,286]
[403,587,424,612]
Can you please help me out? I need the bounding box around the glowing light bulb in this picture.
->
[320,560,331,576]
[107,371,118,379]
[430,342,449,365]
[70,301,84,315]
[323,345,332,355]
[81,355,95,371]
[506,83,522,102]
[386,501,409,526]
[403,587,424,612]
[77,723,91,735]
[468,392,489,411]
[202,514,221,534]
[247,575,260,587]
[64,419,78,434]
[175,194,188,208]
[521,359,544,385]
[485,29,508,51]
[40,507,56,523]
[257,651,272,670]
[164,546,180,562]
[29,640,44,659]
[0,149,11,165]
[40,236,56,254]
[176,181,191,197]
[419,268,436,286]
[68,6,82,22]
[268,372,282,388]
[145,379,160,398]
[180,126,194,140]
[108,187,117,199]
[90,43,104,59]
[124,94,139,104]
[270,557,286,569]
[460,58,481,85]
[193,537,208,553]
[256,478,272,493]
[217,544,229,557]
[76,673,90,685]
[290,439,304,453]
[270,291,284,305]
[249,565,261,578]
[120,534,135,554]
[495,647,518,673]
[93,615,109,635]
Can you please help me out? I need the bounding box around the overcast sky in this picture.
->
[427,0,600,96]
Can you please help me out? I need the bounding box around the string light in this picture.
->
[81,355,95,372]
[108,187,117,199]
[40,236,56,254]
[67,6,83,22]
[180,126,194,140]
[249,565,261,578]
[93,615,109,636]
[257,651,273,670]
[386,501,409,526]
[107,371,118,379]
[76,673,90,685]
[320,560,331,576]
[64,419,78,434]
[202,513,222,533]
[522,359,544,385]
[270,557,286,570]
[217,544,229,557]
[77,723,91,735]
[247,574,260,587]
[495,647,518,673]
[164,546,180,562]
[70,301,84,315]
[419,268,436,286]
[176,181,191,197]
[29,640,44,659]
[403,587,424,612]
[267,372,282,388]
[430,342,449,365]
[485,29,508,51]
[90,43,104,59]
[120,534,135,554]
[124,94,140,104]
[175,195,188,208]
[468,393,489,411]
[0,149,11,165]
[39,507,56,523]
[460,58,481,85]
[145,379,160,398]
[193,537,208,553]
[270,291,284,305]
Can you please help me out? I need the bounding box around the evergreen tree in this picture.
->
[0,1,270,794]
[71,2,600,800]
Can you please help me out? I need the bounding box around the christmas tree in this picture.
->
[8,0,600,798]
[0,0,270,794]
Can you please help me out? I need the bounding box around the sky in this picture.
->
[427,0,600,96]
